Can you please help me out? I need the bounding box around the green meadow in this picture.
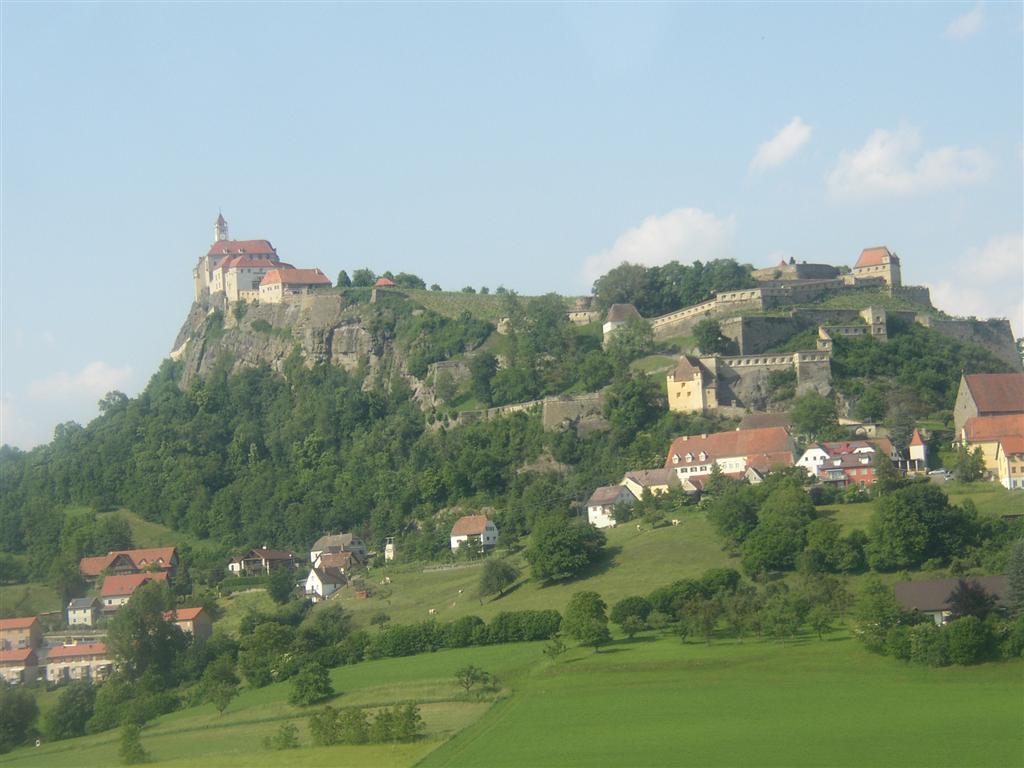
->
[3,633,1019,768]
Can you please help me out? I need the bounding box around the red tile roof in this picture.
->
[46,643,107,660]
[207,239,276,258]
[0,648,36,665]
[0,616,38,631]
[316,551,353,570]
[79,547,177,578]
[666,427,795,468]
[963,414,1024,442]
[964,373,1024,416]
[374,277,396,287]
[854,246,893,269]
[998,435,1024,455]
[910,429,924,446]
[163,607,205,622]
[451,515,493,536]
[217,255,288,271]
[260,268,332,287]
[101,571,168,597]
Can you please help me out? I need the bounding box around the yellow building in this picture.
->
[620,468,680,499]
[666,356,718,413]
[961,414,1024,482]
[851,246,902,286]
[994,437,1024,490]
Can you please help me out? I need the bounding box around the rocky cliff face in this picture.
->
[171,295,390,390]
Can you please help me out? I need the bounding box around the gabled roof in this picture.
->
[587,485,633,507]
[0,648,36,665]
[374,277,396,287]
[163,607,206,622]
[317,551,353,569]
[963,373,1024,415]
[243,547,296,561]
[312,533,361,552]
[261,268,331,287]
[669,355,710,382]
[910,429,925,447]
[666,427,795,468]
[606,303,642,324]
[997,435,1024,456]
[46,643,107,660]
[738,412,792,431]
[855,246,894,269]
[622,468,679,488]
[893,577,1008,613]
[100,571,168,598]
[451,514,493,536]
[207,239,276,258]
[68,597,99,610]
[310,566,346,585]
[217,255,289,271]
[0,616,38,631]
[963,414,1024,442]
[79,547,177,578]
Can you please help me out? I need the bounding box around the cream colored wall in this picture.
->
[667,372,707,413]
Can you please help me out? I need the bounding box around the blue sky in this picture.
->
[2,2,1022,448]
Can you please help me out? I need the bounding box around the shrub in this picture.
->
[289,663,334,706]
[944,616,992,665]
[610,596,653,627]
[908,623,948,667]
[262,722,299,750]
[884,625,913,661]
[118,723,149,765]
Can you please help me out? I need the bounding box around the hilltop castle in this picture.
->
[192,214,331,306]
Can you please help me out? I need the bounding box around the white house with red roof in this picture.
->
[45,643,112,684]
[665,427,796,486]
[259,268,332,303]
[450,515,498,552]
[850,246,901,286]
[908,429,927,473]
[100,572,169,613]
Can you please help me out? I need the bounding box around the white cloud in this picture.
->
[28,361,135,401]
[930,234,1024,337]
[826,126,991,200]
[946,2,985,39]
[583,208,736,283]
[750,117,813,173]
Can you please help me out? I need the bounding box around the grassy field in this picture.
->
[423,634,1024,768]
[0,582,61,619]
[5,633,1019,768]
[336,515,730,629]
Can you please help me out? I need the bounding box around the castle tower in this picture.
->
[214,212,229,243]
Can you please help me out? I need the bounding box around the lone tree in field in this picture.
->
[455,665,489,696]
[200,655,240,716]
[289,663,334,706]
[479,558,520,600]
[543,637,567,662]
[563,591,612,652]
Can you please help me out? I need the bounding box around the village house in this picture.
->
[0,616,42,651]
[959,414,1024,484]
[305,566,346,602]
[953,372,1024,435]
[796,439,898,478]
[665,427,797,488]
[893,576,1008,626]
[258,268,332,304]
[620,468,681,500]
[100,572,169,613]
[818,453,879,489]
[78,546,178,584]
[450,515,499,553]
[67,597,101,628]
[310,533,367,564]
[314,551,356,573]
[586,485,636,529]
[907,429,928,473]
[227,547,298,576]
[993,436,1024,490]
[163,607,213,642]
[0,649,39,685]
[45,643,112,684]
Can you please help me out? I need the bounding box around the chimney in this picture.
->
[701,434,708,439]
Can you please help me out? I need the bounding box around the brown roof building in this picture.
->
[0,617,42,651]
[100,572,169,612]
[954,373,1024,435]
[79,547,178,580]
[894,576,1008,625]
[450,515,498,552]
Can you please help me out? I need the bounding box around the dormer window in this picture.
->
[699,451,707,462]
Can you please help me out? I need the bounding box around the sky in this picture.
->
[1,2,1022,449]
